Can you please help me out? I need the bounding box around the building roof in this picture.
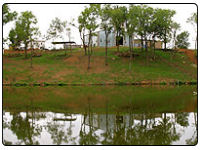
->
[52,41,76,44]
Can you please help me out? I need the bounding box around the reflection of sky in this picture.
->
[3,112,197,145]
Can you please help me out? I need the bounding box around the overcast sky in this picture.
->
[3,4,197,49]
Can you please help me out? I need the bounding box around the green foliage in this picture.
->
[100,4,112,34]
[46,17,66,41]
[176,31,190,49]
[8,11,39,51]
[3,4,17,25]
[137,5,154,39]
[153,8,176,49]
[126,5,139,37]
[187,12,197,25]
[109,5,126,49]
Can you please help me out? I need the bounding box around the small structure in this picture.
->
[52,41,76,49]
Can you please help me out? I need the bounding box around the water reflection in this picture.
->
[3,86,197,145]
[3,111,197,145]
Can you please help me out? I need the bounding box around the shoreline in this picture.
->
[2,81,197,86]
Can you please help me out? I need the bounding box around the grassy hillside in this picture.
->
[3,47,197,84]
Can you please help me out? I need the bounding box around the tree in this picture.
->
[3,4,17,50]
[78,12,88,55]
[187,12,197,50]
[100,4,112,66]
[30,28,41,68]
[3,4,17,25]
[110,5,126,52]
[9,11,38,58]
[46,17,67,54]
[176,31,190,49]
[47,17,66,41]
[148,8,162,59]
[154,9,176,50]
[81,4,100,69]
[125,5,139,69]
[8,28,22,49]
[136,5,154,52]
[171,22,181,49]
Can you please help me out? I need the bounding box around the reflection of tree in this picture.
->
[100,112,180,145]
[185,95,197,145]
[46,113,77,145]
[8,88,42,145]
[46,122,69,145]
[148,113,180,145]
[79,96,99,145]
[101,99,112,145]
[175,112,189,127]
[10,111,41,145]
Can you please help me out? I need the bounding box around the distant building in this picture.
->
[28,40,45,49]
[51,41,81,49]
[85,30,163,49]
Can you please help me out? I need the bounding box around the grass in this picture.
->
[3,47,197,84]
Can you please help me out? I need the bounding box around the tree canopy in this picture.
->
[3,4,17,25]
[176,31,190,49]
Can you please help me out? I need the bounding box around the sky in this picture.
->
[3,4,197,49]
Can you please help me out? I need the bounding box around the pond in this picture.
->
[3,85,197,145]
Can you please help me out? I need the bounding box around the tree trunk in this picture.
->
[30,42,33,68]
[87,47,91,70]
[129,35,133,71]
[83,44,87,55]
[80,31,87,55]
[145,39,148,52]
[91,37,93,54]
[87,32,91,70]
[153,38,156,60]
[116,31,119,52]
[83,35,87,55]
[164,30,167,51]
[141,37,143,51]
[105,31,108,66]
[25,43,28,59]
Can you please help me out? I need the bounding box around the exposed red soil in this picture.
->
[4,49,32,54]
[64,55,110,74]
[178,49,197,64]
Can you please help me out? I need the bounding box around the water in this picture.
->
[3,86,197,145]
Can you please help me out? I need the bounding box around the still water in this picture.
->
[3,86,197,145]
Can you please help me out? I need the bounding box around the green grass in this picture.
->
[3,47,197,84]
